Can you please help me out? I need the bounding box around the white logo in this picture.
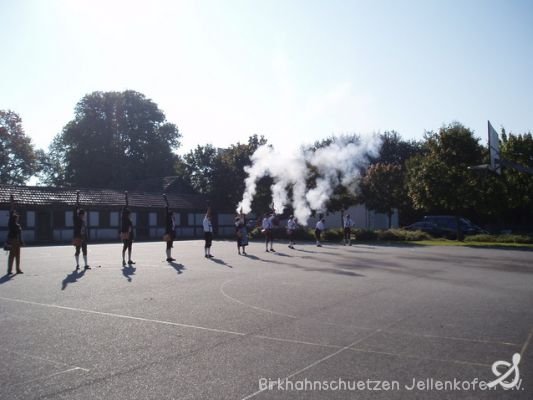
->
[487,353,521,389]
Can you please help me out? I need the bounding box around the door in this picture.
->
[36,211,52,242]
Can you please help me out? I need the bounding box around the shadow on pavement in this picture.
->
[0,273,14,285]
[169,261,186,274]
[209,257,233,268]
[122,265,136,282]
[61,268,86,290]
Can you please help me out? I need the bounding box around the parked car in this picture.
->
[423,215,487,235]
[403,221,448,236]
[404,216,487,238]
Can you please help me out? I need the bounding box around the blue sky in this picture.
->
[0,0,532,154]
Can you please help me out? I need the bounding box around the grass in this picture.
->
[248,228,533,250]
[414,239,533,250]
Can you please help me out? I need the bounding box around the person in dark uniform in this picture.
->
[235,213,248,255]
[165,206,176,262]
[203,208,214,258]
[7,210,24,275]
[73,206,90,270]
[121,208,135,266]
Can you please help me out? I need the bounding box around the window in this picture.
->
[149,212,157,226]
[89,211,99,227]
[65,211,74,227]
[110,211,119,227]
[26,211,35,227]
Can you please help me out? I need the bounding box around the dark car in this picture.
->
[403,221,448,236]
[423,215,487,235]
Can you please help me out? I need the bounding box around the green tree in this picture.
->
[370,131,423,167]
[212,135,269,211]
[366,131,424,225]
[499,131,533,227]
[0,110,39,184]
[182,144,218,195]
[41,91,180,187]
[360,163,404,228]
[180,135,270,213]
[406,122,484,239]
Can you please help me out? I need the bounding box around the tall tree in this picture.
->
[370,131,423,167]
[359,163,404,228]
[367,131,424,225]
[179,135,270,212]
[182,144,218,195]
[499,131,533,227]
[41,91,180,187]
[0,110,39,185]
[406,122,484,239]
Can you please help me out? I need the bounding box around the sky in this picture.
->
[1,0,532,155]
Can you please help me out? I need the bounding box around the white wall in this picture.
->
[306,205,399,230]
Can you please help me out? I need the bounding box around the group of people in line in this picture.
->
[3,201,217,275]
[249,212,354,254]
[4,195,356,275]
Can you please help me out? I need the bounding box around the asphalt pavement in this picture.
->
[0,240,531,399]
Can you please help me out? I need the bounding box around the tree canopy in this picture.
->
[405,122,485,237]
[360,163,405,228]
[41,91,181,188]
[0,110,40,185]
[179,135,270,212]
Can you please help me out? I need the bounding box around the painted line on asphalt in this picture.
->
[241,329,388,400]
[219,279,299,319]
[240,314,413,400]
[0,296,246,337]
[219,278,380,333]
[520,328,533,357]
[0,295,353,352]
[0,348,90,372]
[347,347,492,368]
[253,335,341,350]
[382,330,521,347]
[4,367,87,388]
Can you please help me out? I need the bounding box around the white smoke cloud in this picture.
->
[237,135,381,225]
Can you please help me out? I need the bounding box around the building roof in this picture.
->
[129,176,195,194]
[0,184,208,211]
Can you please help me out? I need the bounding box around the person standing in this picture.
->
[262,212,274,252]
[7,209,24,275]
[315,217,325,247]
[121,208,135,266]
[343,214,353,246]
[164,202,176,262]
[235,212,248,255]
[203,208,214,258]
[287,215,297,249]
[73,193,90,270]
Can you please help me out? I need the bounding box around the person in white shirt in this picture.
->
[262,212,275,252]
[315,217,325,247]
[343,214,353,246]
[203,208,214,258]
[287,216,297,249]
